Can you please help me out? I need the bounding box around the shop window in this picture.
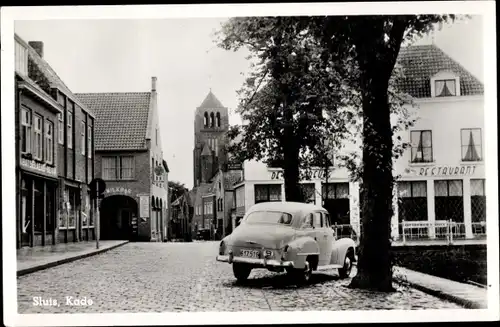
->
[397,181,427,222]
[461,128,482,162]
[411,130,433,163]
[33,180,44,233]
[33,114,43,160]
[21,178,32,238]
[21,107,32,154]
[254,184,282,204]
[435,180,464,223]
[322,183,350,225]
[471,179,486,223]
[46,183,55,231]
[300,183,316,204]
[45,120,54,164]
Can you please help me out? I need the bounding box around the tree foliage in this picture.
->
[168,180,188,202]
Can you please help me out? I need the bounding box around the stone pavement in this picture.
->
[17,242,464,313]
[393,266,488,309]
[17,240,129,276]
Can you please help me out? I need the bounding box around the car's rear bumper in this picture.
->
[216,254,294,268]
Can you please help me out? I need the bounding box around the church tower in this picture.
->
[193,90,229,187]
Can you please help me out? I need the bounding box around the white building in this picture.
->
[232,44,485,241]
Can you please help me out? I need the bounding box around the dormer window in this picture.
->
[435,79,456,97]
[430,71,460,98]
[15,40,28,76]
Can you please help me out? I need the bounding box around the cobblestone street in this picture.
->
[17,242,462,313]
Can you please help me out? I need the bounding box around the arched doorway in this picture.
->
[100,195,138,241]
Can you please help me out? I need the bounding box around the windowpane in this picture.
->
[448,180,463,196]
[335,183,350,199]
[422,131,432,147]
[121,156,134,180]
[254,185,268,203]
[58,114,64,144]
[412,181,427,197]
[67,112,73,149]
[461,128,482,161]
[269,184,282,201]
[300,183,316,203]
[397,182,411,198]
[471,179,485,196]
[102,157,117,180]
[434,180,448,197]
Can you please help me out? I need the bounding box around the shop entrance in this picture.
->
[100,195,138,241]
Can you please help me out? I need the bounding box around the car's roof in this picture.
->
[248,201,326,214]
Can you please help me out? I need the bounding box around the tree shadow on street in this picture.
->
[223,271,340,290]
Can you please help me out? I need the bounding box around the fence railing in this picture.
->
[332,220,486,244]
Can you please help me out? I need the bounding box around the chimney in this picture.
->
[152,76,157,92]
[28,41,44,58]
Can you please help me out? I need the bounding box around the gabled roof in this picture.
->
[15,34,95,117]
[76,92,151,151]
[395,44,484,98]
[198,90,225,109]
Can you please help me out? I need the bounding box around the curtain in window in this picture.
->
[300,183,316,203]
[397,181,411,198]
[462,129,481,161]
[102,157,117,180]
[436,79,456,97]
[397,181,428,223]
[322,184,335,199]
[121,156,134,179]
[434,180,464,223]
[269,185,281,201]
[471,179,486,223]
[254,185,268,203]
[335,183,350,199]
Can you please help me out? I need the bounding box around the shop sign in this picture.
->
[104,187,132,196]
[139,195,150,218]
[20,158,57,177]
[405,165,478,177]
[270,169,332,181]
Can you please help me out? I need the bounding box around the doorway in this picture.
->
[100,195,138,240]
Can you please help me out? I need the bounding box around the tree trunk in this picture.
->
[349,69,395,292]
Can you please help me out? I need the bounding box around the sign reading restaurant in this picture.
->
[104,187,132,196]
[20,158,57,177]
[405,164,479,177]
[270,168,333,181]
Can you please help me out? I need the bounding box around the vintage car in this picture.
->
[216,201,357,283]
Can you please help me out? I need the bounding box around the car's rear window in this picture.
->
[244,211,293,225]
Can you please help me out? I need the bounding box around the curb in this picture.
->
[17,241,129,277]
[394,277,483,309]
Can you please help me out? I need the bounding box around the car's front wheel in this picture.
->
[232,263,252,282]
[338,252,353,279]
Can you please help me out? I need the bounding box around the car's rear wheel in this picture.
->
[233,263,251,282]
[338,250,354,279]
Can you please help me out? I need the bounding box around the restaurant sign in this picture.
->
[20,158,57,177]
[104,187,132,196]
[270,169,333,181]
[405,165,478,177]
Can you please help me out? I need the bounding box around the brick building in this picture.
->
[76,77,169,242]
[15,35,97,248]
[191,90,229,237]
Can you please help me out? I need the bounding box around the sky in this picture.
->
[14,15,484,189]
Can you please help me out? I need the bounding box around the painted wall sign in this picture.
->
[104,187,132,196]
[20,158,57,176]
[405,165,478,177]
[270,169,333,181]
[139,195,150,218]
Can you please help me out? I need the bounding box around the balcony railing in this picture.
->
[333,220,486,245]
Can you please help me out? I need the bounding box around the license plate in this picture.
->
[240,249,260,258]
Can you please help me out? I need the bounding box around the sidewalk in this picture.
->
[17,240,129,277]
[394,266,488,309]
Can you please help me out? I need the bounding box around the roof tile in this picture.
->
[76,92,151,151]
[395,44,484,98]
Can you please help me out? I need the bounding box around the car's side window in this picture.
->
[302,213,314,229]
[323,212,329,228]
[313,212,322,227]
